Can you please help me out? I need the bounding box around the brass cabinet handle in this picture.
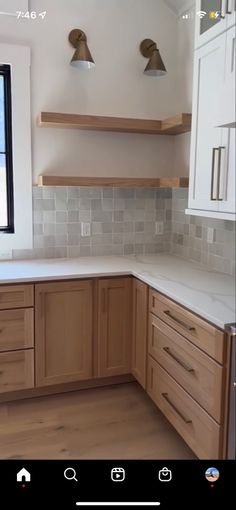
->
[217,146,226,201]
[211,147,219,200]
[162,392,192,424]
[163,310,196,332]
[163,346,195,373]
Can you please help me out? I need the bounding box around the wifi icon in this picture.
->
[197,10,207,18]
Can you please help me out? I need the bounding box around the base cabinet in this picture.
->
[0,350,34,393]
[147,357,221,459]
[0,277,229,459]
[35,280,93,386]
[132,279,148,388]
[97,278,132,377]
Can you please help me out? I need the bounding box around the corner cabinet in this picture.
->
[97,278,132,377]
[188,24,236,220]
[195,0,236,49]
[35,280,93,386]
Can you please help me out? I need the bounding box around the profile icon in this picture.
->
[205,467,220,483]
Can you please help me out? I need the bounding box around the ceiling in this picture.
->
[163,0,194,15]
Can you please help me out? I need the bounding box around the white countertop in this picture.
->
[0,254,235,329]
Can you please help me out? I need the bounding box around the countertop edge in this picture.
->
[0,265,229,330]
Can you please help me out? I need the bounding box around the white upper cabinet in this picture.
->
[216,25,236,127]
[188,15,236,220]
[195,0,236,48]
[188,34,226,213]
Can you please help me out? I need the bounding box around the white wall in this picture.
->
[174,4,195,176]
[0,0,185,182]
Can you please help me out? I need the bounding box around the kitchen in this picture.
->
[0,0,235,464]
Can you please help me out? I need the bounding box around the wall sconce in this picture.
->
[140,39,167,76]
[68,29,95,69]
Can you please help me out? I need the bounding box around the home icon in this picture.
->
[16,468,31,483]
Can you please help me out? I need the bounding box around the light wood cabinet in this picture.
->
[97,278,132,377]
[0,285,34,310]
[0,350,34,393]
[0,308,34,352]
[147,357,221,459]
[148,314,223,422]
[132,279,148,388]
[149,289,225,363]
[35,280,93,386]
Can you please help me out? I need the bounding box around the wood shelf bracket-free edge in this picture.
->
[37,176,189,188]
[37,112,192,135]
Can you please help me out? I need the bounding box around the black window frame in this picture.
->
[0,64,14,233]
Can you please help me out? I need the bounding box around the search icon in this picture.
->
[64,467,78,482]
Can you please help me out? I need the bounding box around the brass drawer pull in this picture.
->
[163,346,195,373]
[162,392,192,424]
[211,147,219,200]
[163,310,196,332]
[217,146,226,201]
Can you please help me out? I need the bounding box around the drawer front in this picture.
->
[0,350,34,393]
[148,314,223,422]
[149,289,224,363]
[147,357,221,459]
[0,309,34,352]
[0,285,34,310]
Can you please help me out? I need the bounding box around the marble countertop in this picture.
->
[0,254,235,329]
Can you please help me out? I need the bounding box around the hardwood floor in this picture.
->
[0,382,195,459]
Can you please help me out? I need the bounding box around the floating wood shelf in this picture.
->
[38,176,189,188]
[37,112,192,135]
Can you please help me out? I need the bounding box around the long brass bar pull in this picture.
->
[162,393,192,424]
[163,310,196,332]
[217,146,226,201]
[211,147,219,200]
[163,346,195,373]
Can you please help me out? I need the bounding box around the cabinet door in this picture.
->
[97,278,132,377]
[226,0,236,29]
[132,279,148,388]
[217,25,236,128]
[188,33,225,212]
[35,280,93,386]
[218,128,236,212]
[0,350,34,393]
[195,0,227,48]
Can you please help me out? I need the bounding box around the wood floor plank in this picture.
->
[0,383,195,459]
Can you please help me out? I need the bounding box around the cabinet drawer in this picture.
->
[0,309,34,353]
[0,285,34,310]
[148,314,223,422]
[147,357,221,459]
[149,289,224,363]
[0,350,34,394]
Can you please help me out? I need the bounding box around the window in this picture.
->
[0,44,32,255]
[0,64,14,232]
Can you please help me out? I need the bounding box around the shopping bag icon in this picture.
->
[158,467,172,482]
